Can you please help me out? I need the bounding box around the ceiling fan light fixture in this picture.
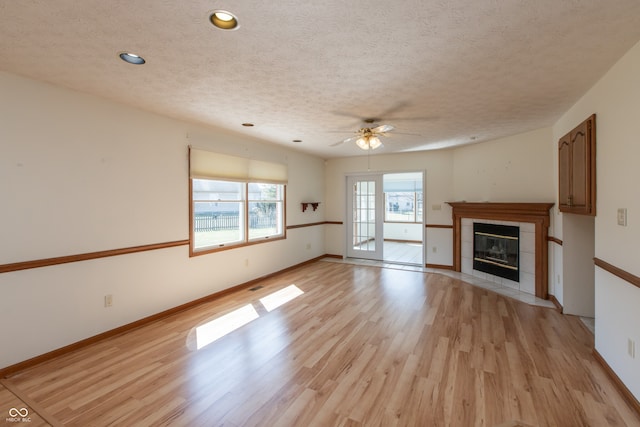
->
[355,135,382,150]
[210,10,239,30]
[356,137,369,150]
[369,135,382,149]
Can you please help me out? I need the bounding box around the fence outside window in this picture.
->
[194,212,276,232]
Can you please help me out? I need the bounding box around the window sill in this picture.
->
[189,234,286,257]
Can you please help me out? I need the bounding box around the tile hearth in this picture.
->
[321,256,555,309]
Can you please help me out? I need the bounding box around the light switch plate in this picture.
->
[617,208,627,226]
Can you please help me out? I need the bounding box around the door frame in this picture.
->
[346,173,384,260]
[344,170,426,265]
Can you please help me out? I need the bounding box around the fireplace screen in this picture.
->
[473,222,519,282]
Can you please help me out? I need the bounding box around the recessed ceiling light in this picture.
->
[119,52,146,65]
[242,123,254,127]
[210,10,239,30]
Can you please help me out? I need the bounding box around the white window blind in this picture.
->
[190,147,288,184]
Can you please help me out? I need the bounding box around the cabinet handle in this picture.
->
[568,195,573,207]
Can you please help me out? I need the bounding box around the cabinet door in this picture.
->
[558,114,596,215]
[558,132,571,209]
[570,121,588,210]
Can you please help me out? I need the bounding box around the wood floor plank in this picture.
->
[0,380,54,426]
[4,261,640,426]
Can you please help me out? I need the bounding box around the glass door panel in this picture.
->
[346,175,383,260]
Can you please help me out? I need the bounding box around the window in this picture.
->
[248,182,284,240]
[192,179,285,252]
[193,180,245,248]
[383,172,423,223]
[384,191,423,223]
[189,147,287,255]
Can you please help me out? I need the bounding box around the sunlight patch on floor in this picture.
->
[196,304,260,349]
[260,284,304,312]
[194,285,304,350]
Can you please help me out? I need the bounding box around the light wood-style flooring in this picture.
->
[2,261,639,426]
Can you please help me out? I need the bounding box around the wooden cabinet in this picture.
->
[558,114,596,215]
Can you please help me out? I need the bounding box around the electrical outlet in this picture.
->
[432,246,437,253]
[244,259,249,267]
[104,294,113,308]
[306,243,311,250]
[628,339,636,358]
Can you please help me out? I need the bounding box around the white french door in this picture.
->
[346,175,383,260]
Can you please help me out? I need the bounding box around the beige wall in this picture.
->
[0,71,326,369]
[552,39,640,399]
[452,127,554,203]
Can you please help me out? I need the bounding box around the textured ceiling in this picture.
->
[2,1,640,158]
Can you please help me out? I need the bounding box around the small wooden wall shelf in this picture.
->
[301,202,320,212]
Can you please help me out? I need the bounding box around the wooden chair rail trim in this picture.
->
[384,238,422,244]
[547,236,563,246]
[0,255,330,378]
[286,221,339,229]
[594,257,640,289]
[0,220,346,272]
[0,240,190,274]
[593,349,640,415]
[288,222,452,229]
[426,263,454,270]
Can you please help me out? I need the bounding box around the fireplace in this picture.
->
[447,202,554,298]
[473,222,519,282]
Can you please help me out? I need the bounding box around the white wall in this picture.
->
[452,127,554,203]
[0,72,326,369]
[383,223,422,241]
[562,215,595,316]
[553,39,640,399]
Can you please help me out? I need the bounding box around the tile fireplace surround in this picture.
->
[447,202,554,299]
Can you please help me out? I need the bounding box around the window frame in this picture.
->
[189,178,287,256]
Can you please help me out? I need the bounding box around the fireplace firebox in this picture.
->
[473,223,519,282]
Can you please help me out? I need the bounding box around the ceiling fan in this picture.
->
[331,119,396,150]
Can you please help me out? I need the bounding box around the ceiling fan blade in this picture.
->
[372,124,394,133]
[331,110,368,120]
[391,131,422,136]
[385,116,437,121]
[330,135,359,147]
[376,102,410,120]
